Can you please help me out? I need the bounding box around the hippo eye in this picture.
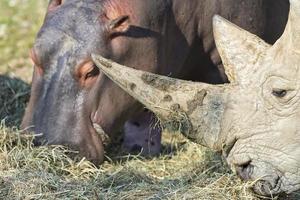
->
[85,65,100,80]
[30,48,40,66]
[272,89,287,98]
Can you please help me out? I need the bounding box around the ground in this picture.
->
[0,1,299,199]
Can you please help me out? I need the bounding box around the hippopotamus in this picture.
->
[93,0,300,196]
[21,0,289,164]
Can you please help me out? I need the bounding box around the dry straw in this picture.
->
[0,76,298,200]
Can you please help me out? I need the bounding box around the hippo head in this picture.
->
[94,0,300,196]
[22,0,164,164]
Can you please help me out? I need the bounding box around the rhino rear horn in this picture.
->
[213,15,271,84]
[273,0,300,53]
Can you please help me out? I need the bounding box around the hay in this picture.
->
[0,125,248,200]
[0,75,29,127]
[0,72,299,200]
[0,75,259,199]
[1,122,299,199]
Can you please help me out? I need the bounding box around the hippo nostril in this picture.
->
[131,121,141,127]
[131,144,143,152]
[235,161,253,181]
[33,139,41,146]
[33,136,46,146]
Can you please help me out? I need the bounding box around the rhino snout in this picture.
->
[234,162,281,195]
[252,177,282,197]
[232,158,285,196]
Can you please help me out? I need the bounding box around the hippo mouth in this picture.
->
[92,122,110,144]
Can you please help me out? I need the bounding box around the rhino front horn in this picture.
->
[92,54,229,150]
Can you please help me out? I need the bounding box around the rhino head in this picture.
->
[92,0,300,196]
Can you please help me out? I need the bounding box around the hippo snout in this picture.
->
[77,127,105,165]
[21,120,105,165]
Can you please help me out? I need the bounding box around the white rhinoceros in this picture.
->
[92,0,300,196]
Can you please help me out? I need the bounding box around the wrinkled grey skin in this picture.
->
[22,0,289,164]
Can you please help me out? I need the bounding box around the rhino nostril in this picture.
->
[235,161,253,181]
[253,180,274,196]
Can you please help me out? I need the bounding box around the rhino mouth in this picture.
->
[252,176,282,196]
[223,138,286,196]
[232,157,286,196]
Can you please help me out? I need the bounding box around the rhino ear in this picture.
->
[213,15,271,84]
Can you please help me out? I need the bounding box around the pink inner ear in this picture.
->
[103,0,134,22]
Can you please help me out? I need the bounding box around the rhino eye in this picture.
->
[272,89,287,98]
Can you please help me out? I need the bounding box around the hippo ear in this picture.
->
[108,15,130,34]
[213,15,271,84]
